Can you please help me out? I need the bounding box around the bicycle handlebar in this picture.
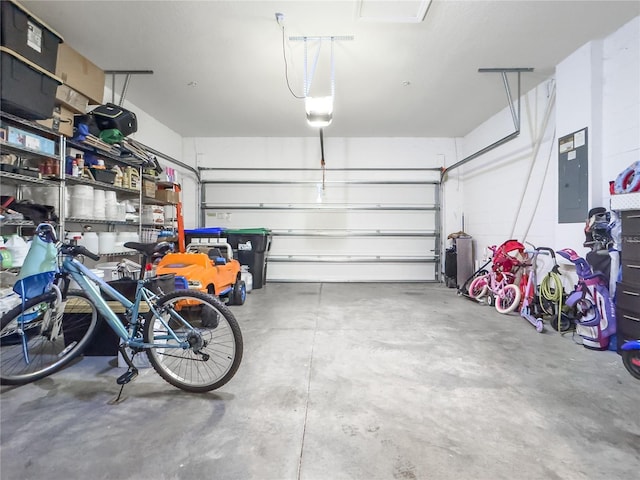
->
[535,246,556,258]
[60,243,100,261]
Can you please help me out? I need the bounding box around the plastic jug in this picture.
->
[82,232,100,255]
[5,234,29,268]
[16,235,57,279]
[14,229,58,299]
[0,237,11,268]
[241,266,253,293]
[0,248,12,269]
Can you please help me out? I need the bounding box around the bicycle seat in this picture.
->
[124,241,172,257]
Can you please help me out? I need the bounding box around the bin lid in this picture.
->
[226,228,271,235]
[185,227,226,235]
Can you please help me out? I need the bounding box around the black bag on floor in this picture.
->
[92,103,138,136]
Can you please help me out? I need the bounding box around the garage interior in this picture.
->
[1,1,640,479]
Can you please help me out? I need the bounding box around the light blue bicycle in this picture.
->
[0,224,243,394]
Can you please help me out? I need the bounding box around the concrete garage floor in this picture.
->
[1,282,639,480]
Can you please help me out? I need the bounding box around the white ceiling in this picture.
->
[20,0,640,138]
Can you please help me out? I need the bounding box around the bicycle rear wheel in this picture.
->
[0,290,98,385]
[468,275,489,300]
[144,290,243,393]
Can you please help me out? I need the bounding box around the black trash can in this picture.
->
[225,228,272,289]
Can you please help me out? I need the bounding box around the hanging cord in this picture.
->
[279,23,304,99]
[319,128,326,189]
[521,128,556,241]
[510,82,556,240]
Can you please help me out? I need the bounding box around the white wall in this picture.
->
[454,80,557,261]
[453,16,639,274]
[602,16,640,200]
[184,137,454,169]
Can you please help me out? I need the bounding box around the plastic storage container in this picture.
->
[184,227,226,246]
[0,46,62,120]
[0,0,63,74]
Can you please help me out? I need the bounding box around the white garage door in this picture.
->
[199,167,441,282]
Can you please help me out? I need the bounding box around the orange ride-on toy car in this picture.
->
[155,241,246,305]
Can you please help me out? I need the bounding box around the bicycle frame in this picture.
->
[62,255,191,350]
[485,271,516,297]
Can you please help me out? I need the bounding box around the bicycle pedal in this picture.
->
[116,368,138,385]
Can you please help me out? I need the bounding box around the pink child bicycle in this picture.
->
[467,241,525,314]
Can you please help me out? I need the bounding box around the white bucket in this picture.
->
[82,232,99,255]
[93,189,106,220]
[29,186,60,211]
[117,231,137,250]
[96,262,120,281]
[69,185,94,219]
[98,232,117,254]
[105,191,118,220]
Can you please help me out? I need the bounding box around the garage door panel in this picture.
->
[205,184,436,205]
[267,261,436,282]
[201,169,440,183]
[270,236,436,257]
[205,209,437,231]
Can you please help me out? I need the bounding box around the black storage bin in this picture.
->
[83,316,122,356]
[238,250,268,289]
[0,46,62,120]
[102,274,175,301]
[63,311,122,357]
[226,229,272,289]
[1,0,63,74]
[149,274,175,296]
[83,274,175,356]
[88,167,116,184]
[92,103,138,136]
[103,278,138,301]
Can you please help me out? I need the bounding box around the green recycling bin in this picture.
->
[225,228,272,289]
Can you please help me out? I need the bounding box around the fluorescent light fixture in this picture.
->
[305,96,333,128]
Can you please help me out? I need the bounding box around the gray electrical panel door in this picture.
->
[558,128,588,223]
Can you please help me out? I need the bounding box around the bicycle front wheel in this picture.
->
[144,290,243,393]
[495,284,522,314]
[1,290,98,385]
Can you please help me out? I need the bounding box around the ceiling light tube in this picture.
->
[305,96,333,127]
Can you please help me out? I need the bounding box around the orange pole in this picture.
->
[175,184,186,252]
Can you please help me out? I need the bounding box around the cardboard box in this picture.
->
[55,84,89,114]
[143,179,156,198]
[36,104,74,137]
[6,125,55,155]
[155,190,179,205]
[55,43,105,105]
